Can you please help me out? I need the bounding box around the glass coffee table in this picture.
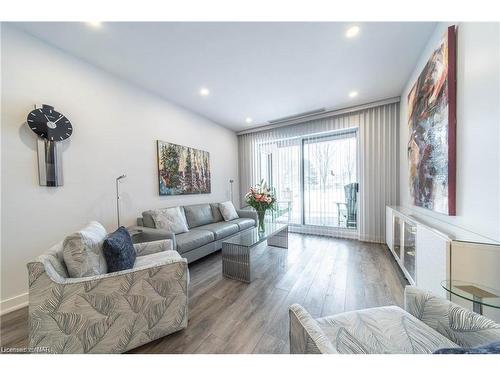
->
[441,280,500,315]
[222,222,288,283]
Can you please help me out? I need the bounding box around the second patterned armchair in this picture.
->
[289,286,500,354]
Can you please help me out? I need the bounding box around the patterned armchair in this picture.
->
[27,239,189,353]
[289,286,500,354]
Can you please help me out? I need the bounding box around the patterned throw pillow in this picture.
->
[150,207,189,234]
[219,201,239,221]
[102,227,136,273]
[62,221,108,278]
[434,341,500,354]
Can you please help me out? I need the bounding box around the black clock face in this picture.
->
[27,105,73,141]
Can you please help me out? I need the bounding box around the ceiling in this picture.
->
[11,22,437,131]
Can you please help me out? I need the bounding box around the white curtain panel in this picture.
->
[238,102,399,243]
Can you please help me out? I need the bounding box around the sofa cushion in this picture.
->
[175,229,215,254]
[45,253,69,279]
[43,242,69,279]
[62,221,108,278]
[316,306,458,354]
[183,204,214,228]
[150,207,189,234]
[210,203,224,222]
[229,218,256,231]
[197,222,239,240]
[134,250,182,268]
[219,201,239,221]
[102,227,136,273]
[141,211,156,228]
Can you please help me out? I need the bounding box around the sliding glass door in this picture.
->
[258,130,358,230]
[303,132,357,228]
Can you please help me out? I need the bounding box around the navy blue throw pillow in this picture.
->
[102,227,136,273]
[434,341,500,354]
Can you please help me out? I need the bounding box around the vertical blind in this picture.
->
[238,101,399,243]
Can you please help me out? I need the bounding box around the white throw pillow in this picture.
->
[151,207,189,234]
[62,221,108,278]
[219,201,239,221]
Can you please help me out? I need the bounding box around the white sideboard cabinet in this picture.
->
[386,205,500,309]
[386,206,449,296]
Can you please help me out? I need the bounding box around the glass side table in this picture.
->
[441,280,500,315]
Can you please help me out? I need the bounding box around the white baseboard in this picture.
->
[0,293,28,316]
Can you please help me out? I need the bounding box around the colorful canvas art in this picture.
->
[407,26,456,215]
[157,140,211,195]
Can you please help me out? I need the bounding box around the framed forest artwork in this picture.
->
[157,140,211,195]
[407,25,456,215]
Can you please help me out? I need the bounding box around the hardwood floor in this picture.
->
[0,233,408,354]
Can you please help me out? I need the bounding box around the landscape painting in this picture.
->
[407,26,456,215]
[157,140,211,195]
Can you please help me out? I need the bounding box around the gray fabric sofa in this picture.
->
[289,286,500,354]
[131,203,258,263]
[27,239,188,353]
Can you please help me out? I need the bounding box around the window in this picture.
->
[258,130,358,230]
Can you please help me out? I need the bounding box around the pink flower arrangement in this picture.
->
[245,180,276,211]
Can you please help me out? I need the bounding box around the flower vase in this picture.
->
[257,209,266,232]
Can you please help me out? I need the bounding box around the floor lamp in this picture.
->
[116,174,127,227]
[229,179,234,203]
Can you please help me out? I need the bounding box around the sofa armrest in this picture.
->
[236,209,258,223]
[133,239,172,257]
[404,286,500,348]
[128,226,177,250]
[289,304,336,354]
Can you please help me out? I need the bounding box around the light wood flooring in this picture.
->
[0,233,408,354]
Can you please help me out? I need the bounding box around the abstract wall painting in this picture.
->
[407,25,456,215]
[157,140,211,195]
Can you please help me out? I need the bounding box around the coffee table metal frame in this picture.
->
[222,223,288,283]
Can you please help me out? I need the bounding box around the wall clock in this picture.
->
[27,104,73,186]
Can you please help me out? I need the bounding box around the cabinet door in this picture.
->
[416,224,449,298]
[393,216,402,261]
[403,220,416,284]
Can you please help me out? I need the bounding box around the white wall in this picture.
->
[0,25,239,313]
[399,22,500,241]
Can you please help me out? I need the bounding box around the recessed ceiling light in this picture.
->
[349,91,359,98]
[245,117,253,124]
[199,87,210,97]
[345,26,360,38]
[87,22,102,28]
